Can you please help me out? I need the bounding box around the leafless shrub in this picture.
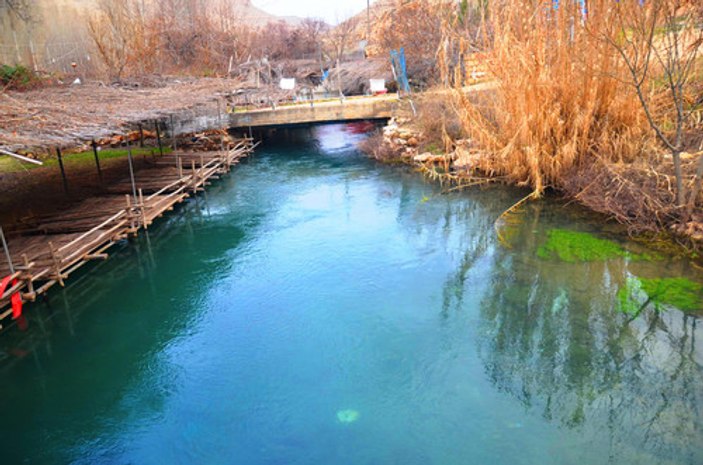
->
[358,131,403,162]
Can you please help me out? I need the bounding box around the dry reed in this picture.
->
[445,0,654,197]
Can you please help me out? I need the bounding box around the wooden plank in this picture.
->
[0,142,255,318]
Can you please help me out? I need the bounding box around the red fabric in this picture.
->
[11,285,22,319]
[0,275,23,319]
[0,275,11,296]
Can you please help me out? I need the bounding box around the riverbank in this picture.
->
[360,95,703,260]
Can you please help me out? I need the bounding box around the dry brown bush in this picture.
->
[358,131,403,162]
[447,0,655,197]
[563,154,702,238]
[87,0,330,80]
[413,91,466,152]
[438,0,703,243]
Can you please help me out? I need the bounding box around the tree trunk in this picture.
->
[686,152,703,219]
[673,150,685,207]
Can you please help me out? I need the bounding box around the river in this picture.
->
[0,123,701,464]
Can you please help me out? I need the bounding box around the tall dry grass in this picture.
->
[446,0,654,197]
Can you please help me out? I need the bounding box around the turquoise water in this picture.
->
[1,123,702,464]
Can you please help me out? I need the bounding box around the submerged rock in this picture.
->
[336,409,360,424]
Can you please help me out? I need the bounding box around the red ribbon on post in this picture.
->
[0,275,23,319]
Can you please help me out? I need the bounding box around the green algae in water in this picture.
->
[618,277,703,314]
[336,409,360,424]
[537,229,660,262]
[618,278,644,315]
[538,229,626,262]
[641,278,703,310]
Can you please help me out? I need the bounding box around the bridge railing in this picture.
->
[227,91,394,115]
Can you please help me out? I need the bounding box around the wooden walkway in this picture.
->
[0,140,256,325]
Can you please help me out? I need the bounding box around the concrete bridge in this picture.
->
[228,94,397,129]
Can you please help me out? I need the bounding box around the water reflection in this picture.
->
[477,203,703,463]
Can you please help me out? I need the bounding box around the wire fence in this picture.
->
[0,37,98,74]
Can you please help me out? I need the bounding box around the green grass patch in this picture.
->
[618,277,703,314]
[0,147,172,173]
[0,64,39,90]
[537,229,660,262]
[422,142,444,155]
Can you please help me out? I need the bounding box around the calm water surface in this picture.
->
[1,124,702,465]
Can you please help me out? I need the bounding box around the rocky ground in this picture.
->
[0,77,247,152]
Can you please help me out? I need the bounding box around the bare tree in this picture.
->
[324,15,359,96]
[1,0,34,22]
[299,18,329,56]
[88,0,132,80]
[374,0,452,82]
[326,15,359,65]
[604,0,703,210]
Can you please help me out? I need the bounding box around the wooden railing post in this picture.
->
[125,194,136,233]
[48,241,64,286]
[56,147,69,195]
[21,253,35,301]
[138,188,148,230]
[191,160,197,193]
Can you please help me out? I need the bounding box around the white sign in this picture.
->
[279,78,295,90]
[370,79,386,93]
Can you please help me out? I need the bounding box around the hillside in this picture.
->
[224,0,304,26]
[0,0,302,70]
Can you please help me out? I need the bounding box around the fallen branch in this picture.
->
[0,148,43,166]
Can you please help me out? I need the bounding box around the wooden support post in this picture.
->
[48,241,64,286]
[125,194,136,232]
[21,253,35,300]
[217,98,226,152]
[200,154,207,182]
[139,188,148,229]
[170,115,177,151]
[91,140,103,185]
[0,226,14,275]
[56,147,69,195]
[191,160,197,192]
[127,146,138,204]
[155,120,164,156]
[177,155,183,178]
[138,123,145,148]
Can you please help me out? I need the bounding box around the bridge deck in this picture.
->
[229,94,398,129]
